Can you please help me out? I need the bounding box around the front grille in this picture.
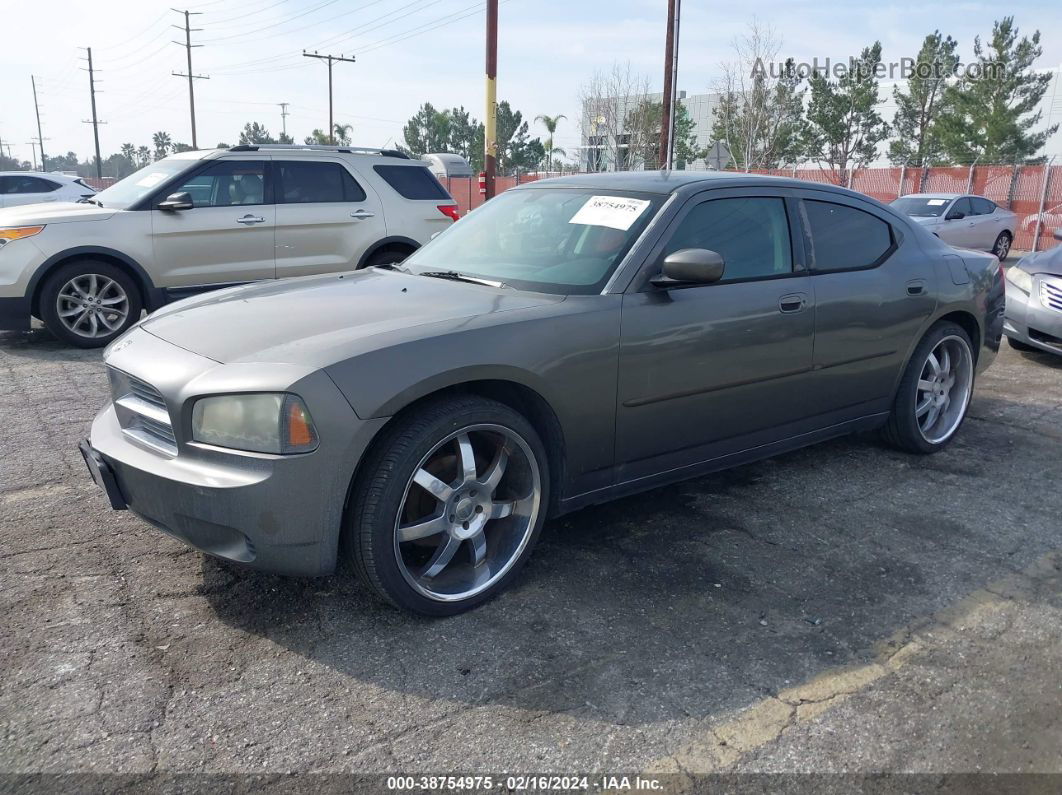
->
[108,367,177,456]
[1041,278,1062,313]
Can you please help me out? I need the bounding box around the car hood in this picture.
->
[141,269,565,366]
[0,202,116,225]
[1015,245,1062,276]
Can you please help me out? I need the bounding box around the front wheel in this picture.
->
[881,322,975,454]
[344,395,549,616]
[39,260,142,348]
[991,231,1012,261]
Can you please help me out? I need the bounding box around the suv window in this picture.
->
[373,164,449,200]
[803,200,893,272]
[663,197,793,281]
[277,161,366,203]
[173,161,268,207]
[970,197,996,215]
[2,176,60,194]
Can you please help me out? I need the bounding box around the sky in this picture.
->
[1,0,1061,167]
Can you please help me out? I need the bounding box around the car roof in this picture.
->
[0,171,76,180]
[515,169,855,196]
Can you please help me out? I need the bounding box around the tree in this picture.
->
[578,62,652,171]
[712,22,806,171]
[136,146,152,168]
[448,106,483,172]
[936,18,1057,164]
[239,122,276,146]
[402,103,452,157]
[152,131,173,160]
[172,142,195,153]
[802,42,889,185]
[333,123,353,146]
[535,114,566,172]
[304,129,330,145]
[887,32,958,167]
[495,101,544,174]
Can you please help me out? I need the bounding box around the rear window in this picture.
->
[277,161,366,203]
[803,200,894,272]
[373,164,449,200]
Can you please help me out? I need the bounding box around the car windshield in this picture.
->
[890,196,952,217]
[401,188,663,295]
[91,159,194,210]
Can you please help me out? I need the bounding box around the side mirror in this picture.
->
[158,192,193,211]
[1054,228,1062,241]
[651,248,726,288]
[945,210,965,221]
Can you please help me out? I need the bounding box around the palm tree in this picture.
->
[333,123,353,146]
[152,131,172,160]
[534,114,566,173]
[120,143,137,167]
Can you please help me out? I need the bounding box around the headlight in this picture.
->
[0,225,45,247]
[1005,266,1033,294]
[191,393,318,454]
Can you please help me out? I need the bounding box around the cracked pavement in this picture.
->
[1,327,1061,784]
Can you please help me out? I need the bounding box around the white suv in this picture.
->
[0,146,458,347]
[0,171,97,208]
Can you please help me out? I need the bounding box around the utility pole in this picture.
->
[278,102,290,140]
[25,142,38,171]
[302,51,355,144]
[658,0,681,169]
[81,48,105,179]
[31,76,47,172]
[483,0,498,198]
[172,9,209,149]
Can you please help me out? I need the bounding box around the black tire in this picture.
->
[363,247,413,269]
[39,260,142,348]
[343,395,550,616]
[991,231,1012,261]
[881,321,975,454]
[1007,336,1038,353]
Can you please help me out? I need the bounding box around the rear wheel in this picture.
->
[991,231,1012,261]
[881,322,975,454]
[39,260,142,348]
[344,395,549,616]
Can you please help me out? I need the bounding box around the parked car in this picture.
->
[0,171,97,208]
[0,145,458,347]
[1003,228,1062,356]
[81,171,1003,615]
[890,193,1015,260]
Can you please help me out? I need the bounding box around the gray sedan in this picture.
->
[1004,229,1062,355]
[890,193,1016,260]
[81,172,1004,615]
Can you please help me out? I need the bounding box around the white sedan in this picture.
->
[890,193,1017,260]
[0,171,97,209]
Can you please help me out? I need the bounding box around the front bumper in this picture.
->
[83,328,388,575]
[1004,277,1062,356]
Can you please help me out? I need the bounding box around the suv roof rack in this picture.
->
[227,144,410,159]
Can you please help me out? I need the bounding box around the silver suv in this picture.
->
[0,145,458,347]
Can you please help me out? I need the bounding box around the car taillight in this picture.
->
[437,204,460,222]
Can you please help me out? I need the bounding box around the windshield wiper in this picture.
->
[418,270,508,288]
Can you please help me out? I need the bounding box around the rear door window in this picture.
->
[12,176,61,193]
[276,161,366,203]
[373,164,450,200]
[803,200,894,272]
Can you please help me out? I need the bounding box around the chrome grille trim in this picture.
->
[1040,277,1062,313]
[107,367,177,456]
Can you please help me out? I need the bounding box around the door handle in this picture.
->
[350,209,375,220]
[906,279,927,296]
[236,214,265,225]
[778,293,807,313]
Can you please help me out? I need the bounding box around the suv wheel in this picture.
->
[344,395,549,616]
[881,321,975,454]
[39,260,142,348]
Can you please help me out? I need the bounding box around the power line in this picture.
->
[172,8,210,149]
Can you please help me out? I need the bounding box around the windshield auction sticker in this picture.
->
[569,195,651,231]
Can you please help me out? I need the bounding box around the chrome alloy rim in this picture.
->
[57,274,129,339]
[393,424,541,602]
[915,335,974,444]
[994,234,1011,260]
